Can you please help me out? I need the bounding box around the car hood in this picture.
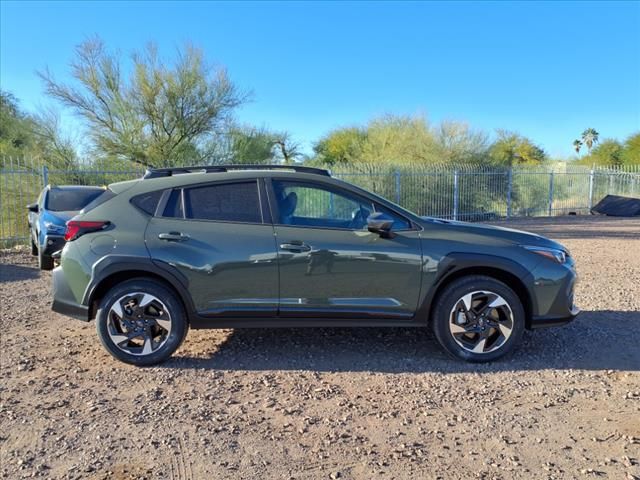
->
[420,217,566,251]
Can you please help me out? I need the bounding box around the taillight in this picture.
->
[64,220,110,242]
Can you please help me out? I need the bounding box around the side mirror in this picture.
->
[27,203,39,213]
[367,212,395,238]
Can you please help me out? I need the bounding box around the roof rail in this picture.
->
[143,164,331,179]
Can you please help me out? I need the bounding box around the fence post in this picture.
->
[394,169,401,204]
[453,170,459,221]
[547,171,554,217]
[506,168,513,219]
[588,169,595,210]
[42,165,49,188]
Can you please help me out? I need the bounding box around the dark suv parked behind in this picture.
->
[51,165,579,365]
[27,185,106,270]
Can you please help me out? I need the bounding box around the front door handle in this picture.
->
[158,231,190,242]
[280,241,311,253]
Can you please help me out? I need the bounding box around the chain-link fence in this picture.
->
[1,155,639,247]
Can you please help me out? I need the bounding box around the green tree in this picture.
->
[581,128,599,153]
[273,132,304,165]
[488,130,547,166]
[581,139,624,166]
[1,90,79,169]
[311,114,447,165]
[0,90,38,156]
[31,108,78,168]
[435,121,490,163]
[572,139,582,155]
[358,115,443,164]
[39,37,247,167]
[311,116,498,166]
[206,125,302,165]
[223,126,277,164]
[312,127,367,165]
[620,132,640,166]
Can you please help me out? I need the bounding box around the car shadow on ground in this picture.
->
[165,310,640,373]
[0,262,40,282]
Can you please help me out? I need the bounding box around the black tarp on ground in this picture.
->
[591,194,640,217]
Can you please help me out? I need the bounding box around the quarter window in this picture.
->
[131,190,163,215]
[163,190,184,218]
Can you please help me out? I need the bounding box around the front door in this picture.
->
[269,179,423,319]
[144,180,279,317]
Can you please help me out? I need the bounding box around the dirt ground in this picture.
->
[1,216,639,480]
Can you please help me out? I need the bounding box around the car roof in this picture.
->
[131,169,337,190]
[142,164,330,179]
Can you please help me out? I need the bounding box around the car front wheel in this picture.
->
[96,279,188,366]
[432,275,525,362]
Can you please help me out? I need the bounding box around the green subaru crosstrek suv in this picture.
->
[51,165,579,366]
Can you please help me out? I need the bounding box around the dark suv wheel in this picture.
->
[38,247,54,270]
[431,275,525,362]
[95,278,188,366]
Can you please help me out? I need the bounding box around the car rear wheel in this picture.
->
[31,238,38,256]
[432,275,525,362]
[96,279,188,366]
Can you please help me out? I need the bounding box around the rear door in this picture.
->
[268,178,423,319]
[144,179,279,317]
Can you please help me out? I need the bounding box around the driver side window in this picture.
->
[272,181,374,230]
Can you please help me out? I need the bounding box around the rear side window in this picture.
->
[183,182,261,223]
[131,190,163,215]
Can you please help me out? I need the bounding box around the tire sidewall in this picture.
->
[38,247,54,270]
[96,279,188,366]
[432,276,525,362]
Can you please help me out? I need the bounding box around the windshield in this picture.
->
[46,188,105,212]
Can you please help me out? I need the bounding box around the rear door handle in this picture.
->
[280,241,311,253]
[158,232,190,242]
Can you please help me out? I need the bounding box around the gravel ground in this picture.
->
[1,216,639,480]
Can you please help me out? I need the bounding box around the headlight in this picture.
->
[44,221,66,235]
[522,245,567,264]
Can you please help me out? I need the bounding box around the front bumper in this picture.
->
[51,266,89,321]
[42,234,65,256]
[528,256,579,329]
[530,304,580,328]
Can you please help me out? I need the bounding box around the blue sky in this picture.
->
[1,0,639,158]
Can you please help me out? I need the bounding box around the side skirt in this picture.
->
[188,315,428,329]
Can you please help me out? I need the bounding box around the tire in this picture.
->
[38,248,54,270]
[31,237,38,256]
[431,275,525,362]
[96,278,188,366]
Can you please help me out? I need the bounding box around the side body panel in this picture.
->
[145,217,279,316]
[274,226,423,318]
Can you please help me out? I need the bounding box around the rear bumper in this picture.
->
[42,235,65,256]
[51,266,89,321]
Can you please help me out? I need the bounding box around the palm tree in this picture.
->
[573,139,582,154]
[581,128,600,153]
